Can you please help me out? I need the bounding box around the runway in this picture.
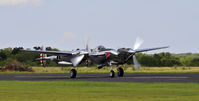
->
[0,73,199,83]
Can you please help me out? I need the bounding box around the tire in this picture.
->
[117,67,124,77]
[70,69,77,78]
[109,70,115,78]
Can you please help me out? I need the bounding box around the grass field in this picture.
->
[1,66,199,74]
[0,81,199,101]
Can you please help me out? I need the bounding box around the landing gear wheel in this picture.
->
[70,69,77,78]
[117,67,124,77]
[109,70,115,78]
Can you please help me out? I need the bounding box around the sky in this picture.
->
[0,0,199,53]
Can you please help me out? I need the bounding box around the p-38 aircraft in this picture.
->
[24,38,169,78]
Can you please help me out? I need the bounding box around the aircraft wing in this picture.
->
[24,50,74,55]
[134,46,169,53]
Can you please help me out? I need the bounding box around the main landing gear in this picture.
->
[70,69,77,78]
[109,64,124,78]
[117,67,124,77]
[69,66,124,78]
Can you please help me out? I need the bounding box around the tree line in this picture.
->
[0,47,198,67]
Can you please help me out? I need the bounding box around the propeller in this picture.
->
[85,38,89,51]
[133,37,144,50]
[73,38,90,55]
[84,38,93,54]
[132,37,144,70]
[133,55,141,70]
[84,38,91,66]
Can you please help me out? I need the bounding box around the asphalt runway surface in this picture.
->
[1,73,199,83]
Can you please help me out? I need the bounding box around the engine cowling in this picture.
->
[58,61,73,65]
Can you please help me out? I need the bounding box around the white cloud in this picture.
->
[54,32,78,47]
[63,32,77,39]
[0,0,44,6]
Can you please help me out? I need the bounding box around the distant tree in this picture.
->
[46,47,59,51]
[191,58,199,66]
[33,46,41,50]
[180,56,194,67]
[52,48,59,51]
[12,47,24,55]
[136,53,157,66]
[1,48,12,58]
[45,47,52,51]
[0,49,7,60]
[159,52,180,66]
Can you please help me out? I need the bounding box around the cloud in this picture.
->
[54,32,78,47]
[63,32,77,39]
[0,0,44,6]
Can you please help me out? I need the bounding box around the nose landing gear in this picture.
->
[109,63,115,78]
[109,70,115,78]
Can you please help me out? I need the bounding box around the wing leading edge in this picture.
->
[134,46,169,53]
[24,50,74,55]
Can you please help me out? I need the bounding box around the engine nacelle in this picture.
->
[36,56,57,61]
[58,61,73,65]
[45,56,57,61]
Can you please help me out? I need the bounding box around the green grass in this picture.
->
[0,81,199,101]
[1,66,199,74]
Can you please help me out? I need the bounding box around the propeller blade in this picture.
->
[133,55,141,70]
[41,46,45,51]
[85,38,91,52]
[86,39,89,51]
[133,37,144,50]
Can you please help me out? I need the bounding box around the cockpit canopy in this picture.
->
[95,45,106,51]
